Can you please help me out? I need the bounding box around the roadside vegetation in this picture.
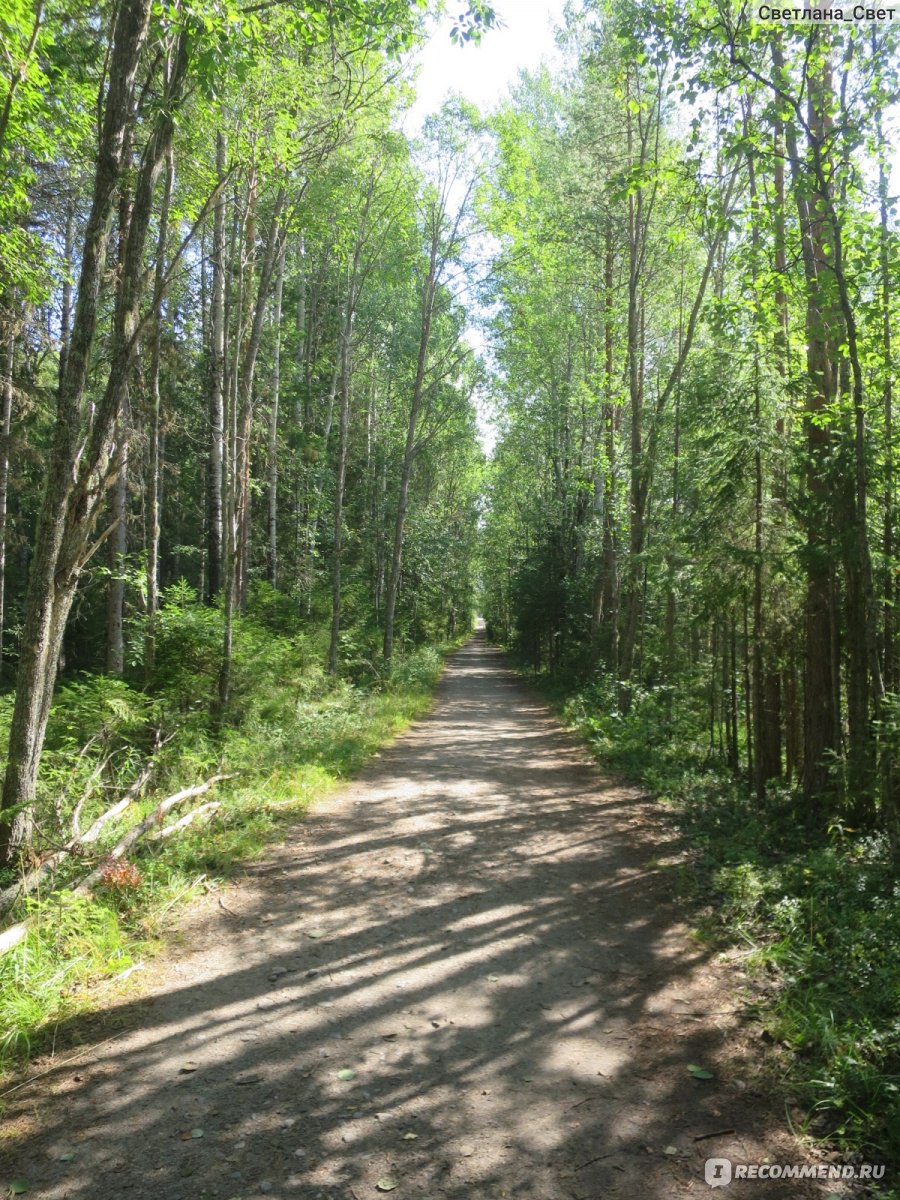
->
[515,664,900,1181]
[0,589,460,1072]
[0,0,487,1076]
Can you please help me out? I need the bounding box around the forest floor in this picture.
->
[1,636,841,1199]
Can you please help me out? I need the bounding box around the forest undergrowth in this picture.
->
[0,584,458,1077]
[525,663,900,1186]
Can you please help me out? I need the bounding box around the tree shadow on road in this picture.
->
[1,641,815,1200]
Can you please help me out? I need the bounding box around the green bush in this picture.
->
[146,579,223,707]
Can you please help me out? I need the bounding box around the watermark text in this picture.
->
[705,1157,886,1188]
[756,5,898,20]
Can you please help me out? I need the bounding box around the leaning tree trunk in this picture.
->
[0,0,186,866]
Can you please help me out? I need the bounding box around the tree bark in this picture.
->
[0,0,185,865]
[267,252,284,589]
[592,224,619,671]
[745,106,782,796]
[144,141,174,679]
[216,182,286,714]
[235,182,286,611]
[59,197,75,382]
[797,51,840,805]
[383,225,440,668]
[207,132,227,602]
[328,314,352,676]
[105,425,128,674]
[618,83,645,689]
[0,326,13,678]
[875,96,899,854]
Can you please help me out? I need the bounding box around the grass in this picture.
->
[517,660,900,1194]
[0,594,459,1076]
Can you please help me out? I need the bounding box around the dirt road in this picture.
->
[3,636,823,1199]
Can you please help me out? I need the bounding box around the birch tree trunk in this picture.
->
[216,184,286,713]
[267,253,284,589]
[328,315,352,676]
[382,234,439,668]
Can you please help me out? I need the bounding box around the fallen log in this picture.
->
[153,801,221,839]
[0,773,233,957]
[74,775,233,895]
[0,760,155,920]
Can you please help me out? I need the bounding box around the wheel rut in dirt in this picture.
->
[4,635,820,1199]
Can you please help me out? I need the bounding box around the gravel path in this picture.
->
[3,636,826,1199]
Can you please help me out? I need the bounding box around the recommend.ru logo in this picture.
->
[705,1158,732,1187]
[704,1158,886,1187]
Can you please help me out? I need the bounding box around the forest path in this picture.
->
[4,636,821,1200]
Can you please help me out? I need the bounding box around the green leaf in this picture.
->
[375,1178,398,1191]
[337,1068,356,1081]
[10,1184,29,1196]
[191,1128,204,1139]
[687,1064,714,1080]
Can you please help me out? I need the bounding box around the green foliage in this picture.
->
[481,13,900,1178]
[705,818,900,1163]
[449,1,497,46]
[145,580,225,706]
[547,665,900,1174]
[0,600,454,1070]
[386,643,443,692]
[0,892,132,1063]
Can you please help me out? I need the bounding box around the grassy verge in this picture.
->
[0,599,461,1074]
[518,663,900,1190]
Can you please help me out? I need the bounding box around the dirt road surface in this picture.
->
[3,637,828,1199]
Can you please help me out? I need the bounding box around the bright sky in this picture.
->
[399,4,570,453]
[399,4,900,458]
[402,2,570,130]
